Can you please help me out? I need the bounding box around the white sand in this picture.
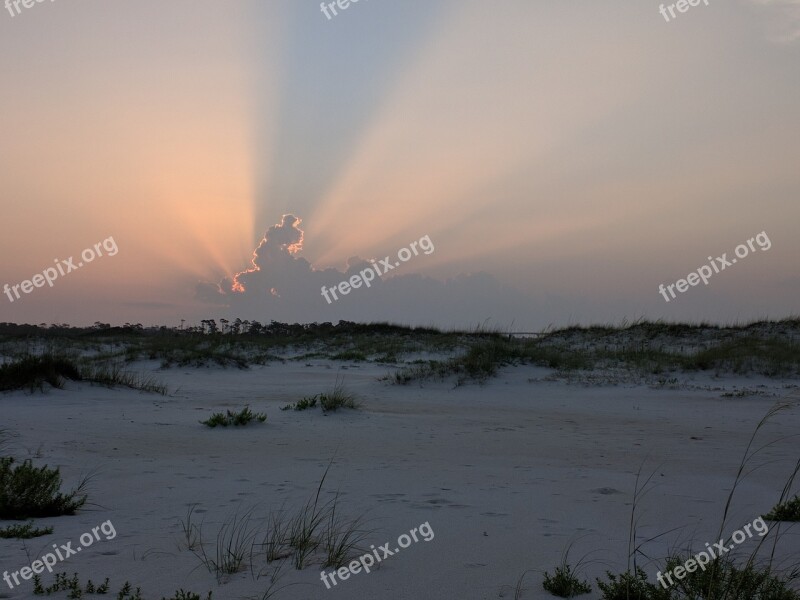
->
[1,361,799,599]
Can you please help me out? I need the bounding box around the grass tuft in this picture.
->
[200,407,266,428]
[318,379,359,412]
[280,396,318,411]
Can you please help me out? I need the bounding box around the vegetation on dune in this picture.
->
[391,319,800,384]
[0,354,167,394]
[185,462,370,598]
[318,379,359,412]
[280,395,318,411]
[0,355,81,392]
[763,495,800,522]
[0,318,798,386]
[0,456,88,519]
[526,402,800,600]
[32,572,212,599]
[280,379,359,413]
[200,406,267,428]
[542,564,592,597]
[0,521,54,538]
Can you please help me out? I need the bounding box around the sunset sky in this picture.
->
[1,0,798,330]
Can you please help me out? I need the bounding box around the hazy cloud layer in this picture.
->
[748,0,800,41]
[197,215,547,329]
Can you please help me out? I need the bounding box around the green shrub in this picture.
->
[661,556,800,600]
[294,396,318,411]
[280,383,359,412]
[763,495,800,522]
[0,457,87,519]
[319,382,358,412]
[30,573,209,598]
[280,396,318,411]
[0,355,81,392]
[200,406,266,427]
[596,568,671,600]
[162,590,212,600]
[33,572,110,596]
[0,521,53,538]
[331,350,367,361]
[543,564,592,597]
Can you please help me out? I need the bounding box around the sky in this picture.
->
[0,0,798,330]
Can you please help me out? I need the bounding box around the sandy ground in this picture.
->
[1,361,799,599]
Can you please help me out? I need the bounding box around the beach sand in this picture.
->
[1,360,799,599]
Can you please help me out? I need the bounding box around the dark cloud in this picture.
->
[196,214,552,328]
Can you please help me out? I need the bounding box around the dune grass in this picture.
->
[186,462,370,594]
[280,379,359,413]
[192,508,258,581]
[200,406,266,428]
[530,400,800,600]
[319,379,359,412]
[0,355,81,392]
[0,354,168,394]
[80,362,168,394]
[2,320,797,387]
[391,320,800,385]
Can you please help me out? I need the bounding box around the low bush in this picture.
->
[200,406,266,427]
[32,572,212,599]
[0,521,54,539]
[543,564,592,597]
[280,396,318,411]
[0,355,81,392]
[763,495,800,522]
[0,457,88,519]
[596,568,671,600]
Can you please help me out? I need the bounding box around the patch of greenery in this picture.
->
[0,354,167,394]
[163,592,212,600]
[596,568,671,600]
[658,556,800,600]
[319,381,358,412]
[763,495,800,522]
[200,406,266,427]
[0,355,81,392]
[79,363,168,395]
[330,350,367,361]
[0,457,88,519]
[33,572,111,596]
[33,573,210,599]
[0,520,54,538]
[281,396,318,411]
[543,564,592,597]
[685,337,800,377]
